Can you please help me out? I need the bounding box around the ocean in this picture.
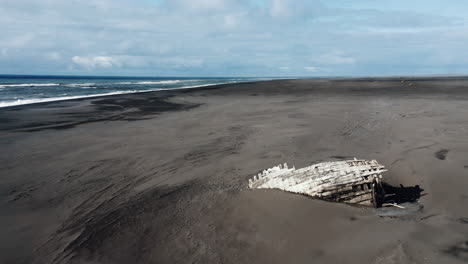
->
[0,75,270,108]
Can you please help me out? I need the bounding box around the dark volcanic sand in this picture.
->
[1,78,468,264]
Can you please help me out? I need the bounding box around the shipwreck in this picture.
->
[248,158,423,208]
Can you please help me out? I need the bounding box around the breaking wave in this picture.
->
[0,83,60,88]
[0,91,138,108]
[66,83,96,87]
[0,83,235,108]
[118,80,184,85]
[0,76,273,108]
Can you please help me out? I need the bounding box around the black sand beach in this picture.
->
[1,78,468,263]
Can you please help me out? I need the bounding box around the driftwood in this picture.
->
[248,158,388,207]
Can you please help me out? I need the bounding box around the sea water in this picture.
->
[0,75,271,108]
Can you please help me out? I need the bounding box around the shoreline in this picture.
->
[0,79,267,109]
[2,75,468,109]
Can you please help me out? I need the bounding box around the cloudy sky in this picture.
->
[1,0,468,77]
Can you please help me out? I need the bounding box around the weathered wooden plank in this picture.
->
[248,158,387,207]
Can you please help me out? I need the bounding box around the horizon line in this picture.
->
[1,73,468,79]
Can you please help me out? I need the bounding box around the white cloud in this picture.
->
[224,12,246,28]
[8,33,35,48]
[314,52,356,65]
[304,66,318,72]
[169,0,230,12]
[328,55,355,64]
[72,56,120,69]
[47,52,61,61]
[0,0,466,76]
[191,0,227,10]
[163,57,205,68]
[269,0,322,19]
[271,0,291,17]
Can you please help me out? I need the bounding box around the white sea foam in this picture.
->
[66,83,96,87]
[0,90,137,108]
[0,79,270,108]
[118,80,185,85]
[138,80,182,84]
[0,83,60,88]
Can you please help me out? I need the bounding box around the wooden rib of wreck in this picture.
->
[248,158,388,207]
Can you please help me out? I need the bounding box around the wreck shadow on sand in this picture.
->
[374,182,425,207]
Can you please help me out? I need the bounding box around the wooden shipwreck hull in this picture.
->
[248,158,388,207]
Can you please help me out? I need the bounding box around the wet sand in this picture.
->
[1,78,468,263]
